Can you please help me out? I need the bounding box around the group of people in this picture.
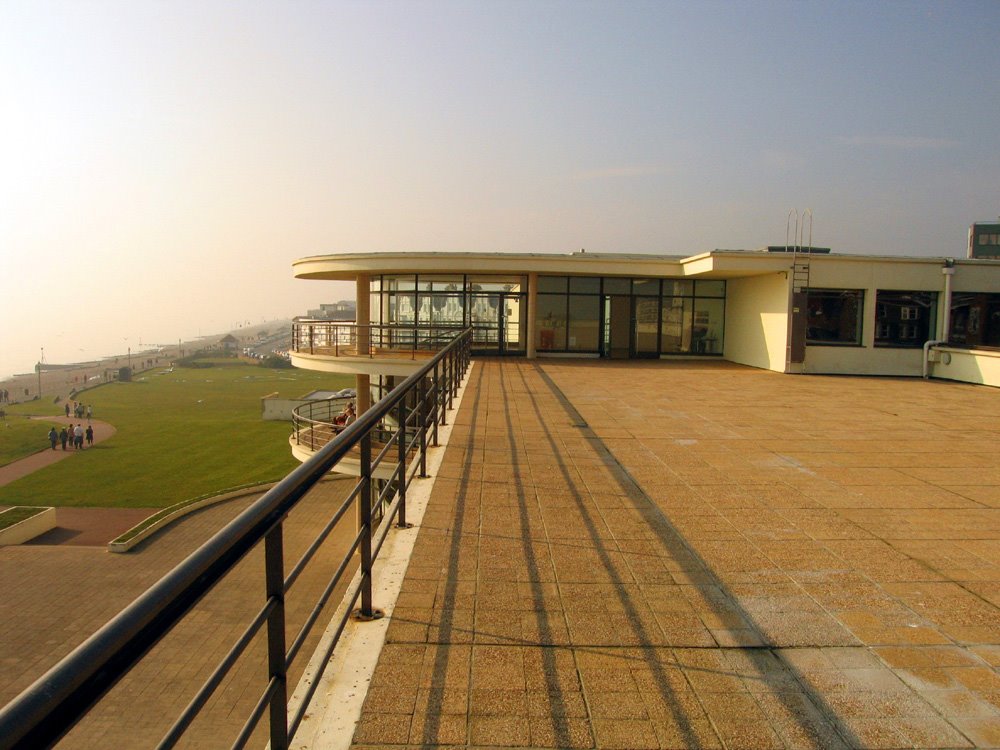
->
[65,401,92,419]
[48,423,93,451]
[332,402,356,428]
[0,388,10,403]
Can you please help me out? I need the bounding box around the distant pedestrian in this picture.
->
[86,405,93,420]
[65,403,70,417]
[48,427,58,450]
[85,424,94,446]
[60,427,69,450]
[74,424,84,449]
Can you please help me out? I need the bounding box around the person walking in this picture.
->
[86,404,93,420]
[65,403,70,417]
[60,426,69,450]
[74,424,84,449]
[48,427,58,450]
[85,424,94,446]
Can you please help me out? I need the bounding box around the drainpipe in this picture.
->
[923,260,955,379]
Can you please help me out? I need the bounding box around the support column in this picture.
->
[355,274,371,414]
[526,272,538,359]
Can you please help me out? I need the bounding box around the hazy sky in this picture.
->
[2,0,998,377]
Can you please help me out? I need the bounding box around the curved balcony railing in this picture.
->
[291,399,411,453]
[292,321,465,360]
[0,330,473,750]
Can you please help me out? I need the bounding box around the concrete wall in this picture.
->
[801,256,993,377]
[723,273,789,372]
[929,347,1000,388]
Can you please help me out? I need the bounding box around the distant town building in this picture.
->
[218,334,239,352]
[306,300,356,320]
[968,221,1000,259]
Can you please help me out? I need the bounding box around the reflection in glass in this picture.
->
[603,277,630,295]
[536,295,567,350]
[538,276,568,293]
[661,297,692,352]
[663,280,694,297]
[569,276,600,294]
[692,299,725,353]
[695,280,726,298]
[568,295,600,351]
[634,297,659,353]
[633,279,659,296]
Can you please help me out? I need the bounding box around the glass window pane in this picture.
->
[603,277,630,295]
[536,296,567,350]
[950,292,1000,346]
[385,275,416,292]
[388,293,416,323]
[693,299,725,354]
[417,274,464,292]
[537,276,568,293]
[567,295,600,351]
[634,297,659,353]
[875,290,937,347]
[806,290,863,345]
[663,280,694,297]
[431,294,465,325]
[468,276,523,293]
[416,295,433,323]
[633,278,658,296]
[661,297,693,352]
[695,280,726,298]
[568,276,600,294]
[370,277,382,292]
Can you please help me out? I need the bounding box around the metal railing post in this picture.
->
[417,377,428,477]
[436,360,447,429]
[359,432,374,617]
[450,352,457,403]
[264,525,289,750]
[308,325,314,355]
[397,398,408,527]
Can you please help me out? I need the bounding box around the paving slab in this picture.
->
[348,359,1000,749]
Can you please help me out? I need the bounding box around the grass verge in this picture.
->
[0,417,66,466]
[0,365,351,509]
[0,506,46,530]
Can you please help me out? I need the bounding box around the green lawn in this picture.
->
[0,417,66,465]
[0,365,351,508]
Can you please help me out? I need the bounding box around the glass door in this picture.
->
[632,297,660,358]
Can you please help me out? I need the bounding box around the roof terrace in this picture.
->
[2,358,998,748]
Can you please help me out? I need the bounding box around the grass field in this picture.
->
[0,418,67,465]
[0,365,351,508]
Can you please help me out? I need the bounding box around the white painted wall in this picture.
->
[801,256,983,377]
[723,273,789,372]
[930,347,1000,388]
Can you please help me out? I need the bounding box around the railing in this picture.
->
[291,399,413,452]
[292,321,465,360]
[0,329,473,750]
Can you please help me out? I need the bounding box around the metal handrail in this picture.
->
[0,329,473,750]
[292,321,465,360]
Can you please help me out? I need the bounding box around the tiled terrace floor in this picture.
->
[352,359,1000,749]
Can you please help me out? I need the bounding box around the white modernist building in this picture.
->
[290,248,1000,388]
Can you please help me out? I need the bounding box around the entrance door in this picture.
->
[632,297,660,358]
[470,293,524,354]
[603,295,630,358]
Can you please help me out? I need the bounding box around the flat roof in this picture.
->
[294,249,996,282]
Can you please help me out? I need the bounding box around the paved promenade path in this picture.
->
[349,360,1000,749]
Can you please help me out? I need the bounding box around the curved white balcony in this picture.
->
[291,322,464,377]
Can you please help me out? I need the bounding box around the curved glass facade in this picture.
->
[368,273,725,357]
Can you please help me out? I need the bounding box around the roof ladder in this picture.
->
[786,209,812,370]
